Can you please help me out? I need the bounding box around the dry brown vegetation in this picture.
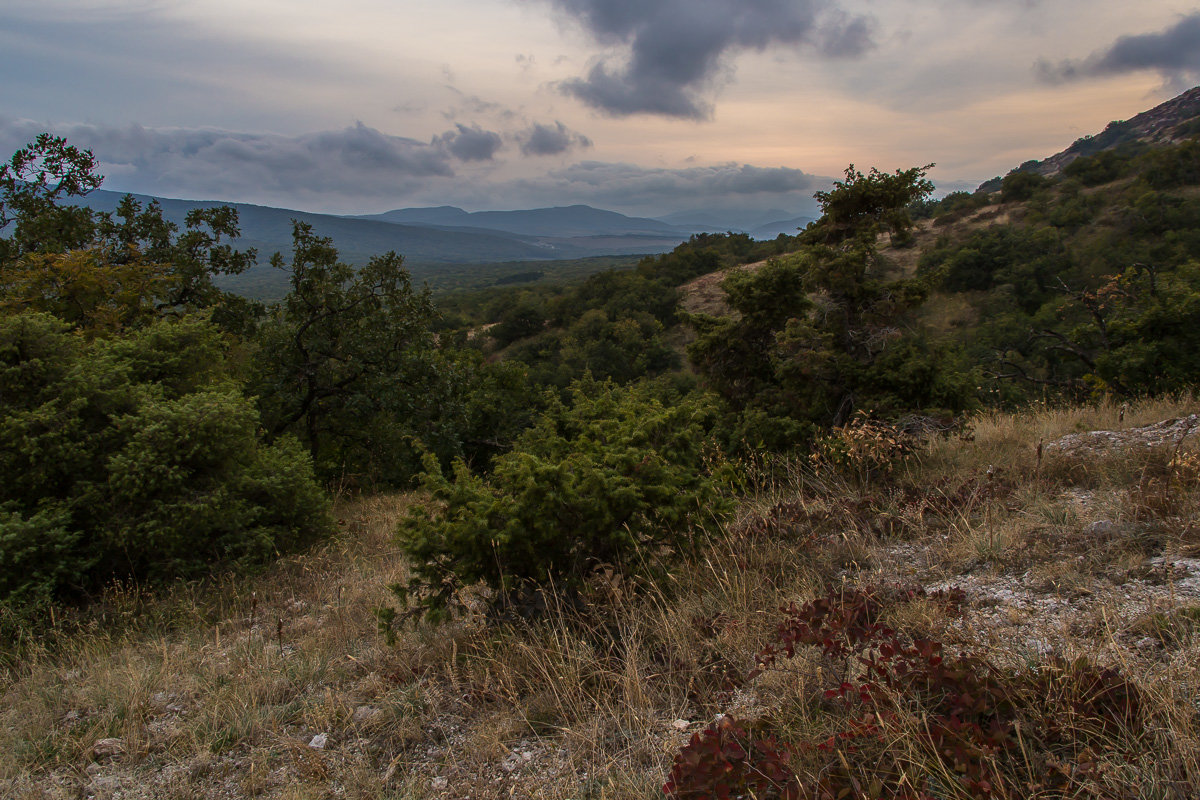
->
[3,397,1200,799]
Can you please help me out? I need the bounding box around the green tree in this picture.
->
[1000,170,1049,203]
[491,295,547,346]
[0,312,332,614]
[254,223,440,484]
[94,195,258,313]
[254,222,529,486]
[394,378,734,618]
[805,164,934,247]
[0,134,102,262]
[689,164,970,438]
[0,135,257,333]
[991,262,1200,398]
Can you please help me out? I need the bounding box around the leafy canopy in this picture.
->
[0,312,332,615]
[688,164,973,444]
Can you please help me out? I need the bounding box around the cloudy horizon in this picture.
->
[3,1,1198,218]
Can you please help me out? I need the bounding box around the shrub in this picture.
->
[394,379,736,618]
[1142,139,1200,189]
[667,584,1150,800]
[253,223,529,487]
[1063,150,1132,187]
[1000,170,1048,203]
[0,311,332,614]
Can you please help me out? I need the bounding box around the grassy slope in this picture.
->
[3,396,1199,799]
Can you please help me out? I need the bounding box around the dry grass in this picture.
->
[676,258,769,317]
[3,397,1200,798]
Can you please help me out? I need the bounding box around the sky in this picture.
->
[2,0,1199,220]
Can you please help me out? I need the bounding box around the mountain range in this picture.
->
[351,205,692,239]
[61,191,814,297]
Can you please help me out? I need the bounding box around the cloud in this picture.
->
[440,90,519,122]
[0,117,456,210]
[0,118,830,218]
[502,160,830,215]
[1036,12,1200,84]
[517,121,593,156]
[540,0,875,119]
[432,123,504,161]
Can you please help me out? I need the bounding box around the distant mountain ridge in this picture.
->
[353,205,694,238]
[60,190,815,300]
[69,190,570,265]
[69,188,704,261]
[63,191,703,300]
[746,216,817,239]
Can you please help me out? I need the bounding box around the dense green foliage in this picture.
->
[446,231,801,393]
[251,222,530,487]
[394,379,735,617]
[920,137,1200,400]
[0,312,331,613]
[688,165,975,448]
[0,134,547,623]
[0,138,335,621]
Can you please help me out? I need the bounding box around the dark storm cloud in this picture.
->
[432,123,504,161]
[517,121,593,156]
[0,117,456,208]
[1036,13,1200,84]
[541,0,875,119]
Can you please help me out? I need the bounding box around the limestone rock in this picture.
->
[1045,415,1199,457]
[91,737,125,760]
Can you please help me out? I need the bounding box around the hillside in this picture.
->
[3,398,1198,799]
[982,85,1200,187]
[5,86,1200,800]
[674,88,1200,409]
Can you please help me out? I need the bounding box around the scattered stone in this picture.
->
[308,733,328,750]
[91,738,125,760]
[501,752,523,772]
[352,705,382,725]
[149,691,186,714]
[1028,638,1053,657]
[90,775,121,792]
